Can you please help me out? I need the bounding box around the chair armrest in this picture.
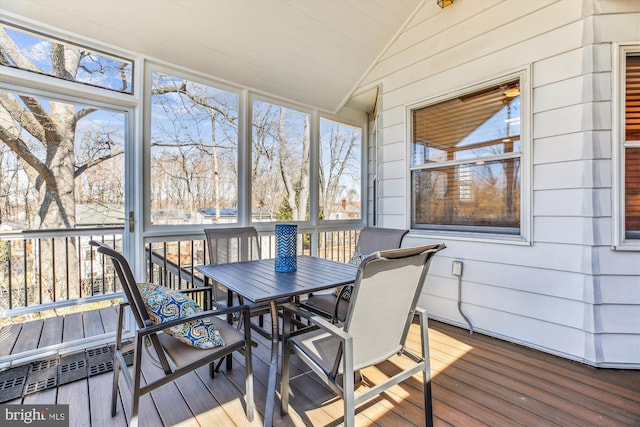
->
[178,287,212,296]
[177,286,214,309]
[281,303,350,340]
[138,304,251,336]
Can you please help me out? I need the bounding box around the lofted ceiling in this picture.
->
[1,0,425,113]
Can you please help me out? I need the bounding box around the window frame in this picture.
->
[613,44,640,251]
[406,68,532,244]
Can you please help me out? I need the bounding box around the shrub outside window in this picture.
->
[410,78,522,235]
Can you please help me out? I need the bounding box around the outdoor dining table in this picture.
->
[196,255,358,427]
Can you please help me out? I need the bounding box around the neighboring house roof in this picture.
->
[76,204,124,226]
[199,208,240,217]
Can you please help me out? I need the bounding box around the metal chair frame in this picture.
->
[90,241,254,427]
[281,243,445,427]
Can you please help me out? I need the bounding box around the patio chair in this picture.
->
[204,226,262,304]
[281,243,445,427]
[302,226,409,322]
[204,227,280,334]
[90,241,254,427]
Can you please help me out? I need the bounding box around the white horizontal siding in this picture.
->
[532,45,612,88]
[534,160,611,190]
[597,275,640,304]
[595,333,640,366]
[533,73,611,111]
[534,131,611,165]
[593,247,640,276]
[534,102,611,139]
[534,188,611,216]
[596,305,640,333]
[591,11,640,42]
[380,123,405,146]
[534,217,611,245]
[361,0,640,367]
[381,11,588,110]
[379,160,405,181]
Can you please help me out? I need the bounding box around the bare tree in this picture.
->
[277,107,309,221]
[150,74,239,224]
[319,124,359,219]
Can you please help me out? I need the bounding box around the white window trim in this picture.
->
[613,43,640,251]
[405,67,532,245]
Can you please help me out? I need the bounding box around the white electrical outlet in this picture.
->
[452,261,463,277]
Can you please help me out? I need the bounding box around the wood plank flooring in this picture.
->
[1,306,118,356]
[1,312,639,426]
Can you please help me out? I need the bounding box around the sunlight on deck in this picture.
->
[429,328,474,375]
[296,325,474,425]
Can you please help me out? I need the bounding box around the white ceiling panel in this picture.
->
[1,0,424,112]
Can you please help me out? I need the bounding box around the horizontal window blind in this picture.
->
[626,55,640,141]
[626,54,640,237]
[626,148,640,235]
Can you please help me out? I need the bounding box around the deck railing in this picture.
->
[0,227,124,314]
[1,225,361,316]
[145,227,361,301]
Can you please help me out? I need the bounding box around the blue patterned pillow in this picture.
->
[138,283,224,349]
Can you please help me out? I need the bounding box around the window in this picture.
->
[150,71,239,225]
[251,99,310,222]
[622,50,640,241]
[319,118,362,220]
[410,77,523,235]
[0,89,126,230]
[0,22,133,93]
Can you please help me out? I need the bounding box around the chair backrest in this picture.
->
[356,227,408,254]
[90,241,152,330]
[204,227,261,264]
[343,243,445,372]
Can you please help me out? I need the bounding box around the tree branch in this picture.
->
[0,93,46,142]
[74,148,124,178]
[152,83,238,125]
[0,28,43,72]
[74,107,97,123]
[0,118,55,190]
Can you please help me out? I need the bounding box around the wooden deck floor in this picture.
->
[0,306,118,358]
[1,311,639,426]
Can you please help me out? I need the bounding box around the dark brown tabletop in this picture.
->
[196,255,358,304]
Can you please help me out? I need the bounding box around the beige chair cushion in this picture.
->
[158,317,245,367]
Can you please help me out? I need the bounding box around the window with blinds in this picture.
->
[625,53,640,239]
[410,78,522,234]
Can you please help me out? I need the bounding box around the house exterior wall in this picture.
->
[356,0,640,368]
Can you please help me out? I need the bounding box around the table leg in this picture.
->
[264,299,278,427]
[226,289,234,371]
